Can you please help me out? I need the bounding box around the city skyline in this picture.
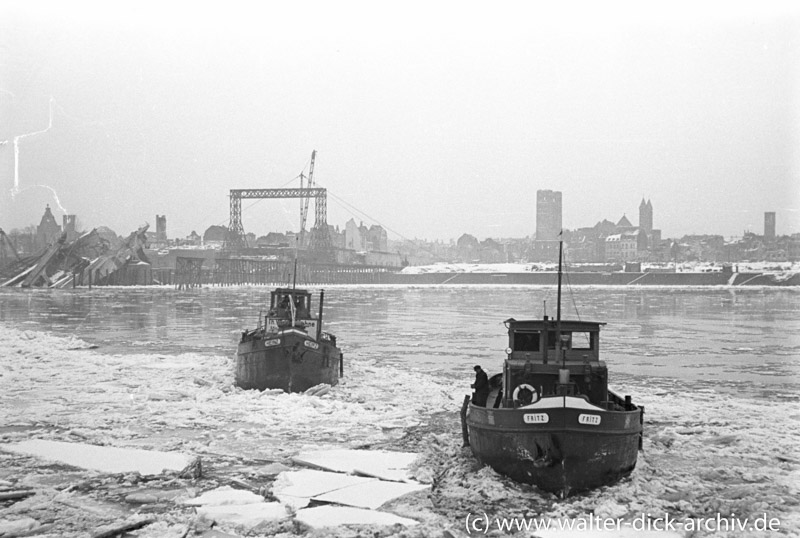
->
[1,3,799,241]
[10,197,791,248]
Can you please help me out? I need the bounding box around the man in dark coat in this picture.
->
[471,365,490,407]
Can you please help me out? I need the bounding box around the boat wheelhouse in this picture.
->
[500,318,613,407]
[236,287,342,393]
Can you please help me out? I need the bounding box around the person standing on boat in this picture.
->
[471,365,490,407]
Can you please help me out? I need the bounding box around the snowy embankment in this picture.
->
[401,261,800,275]
[0,325,798,537]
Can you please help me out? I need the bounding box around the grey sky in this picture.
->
[1,1,798,242]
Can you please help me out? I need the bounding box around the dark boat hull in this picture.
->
[236,329,341,392]
[466,403,642,497]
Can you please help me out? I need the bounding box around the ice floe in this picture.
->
[294,505,419,528]
[0,439,196,475]
[195,502,290,528]
[312,479,428,510]
[291,448,420,482]
[270,469,375,499]
[182,485,264,506]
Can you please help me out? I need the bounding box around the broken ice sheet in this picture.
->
[271,469,375,499]
[196,502,290,527]
[312,479,428,510]
[295,505,419,528]
[0,439,195,475]
[183,485,264,506]
[291,448,420,482]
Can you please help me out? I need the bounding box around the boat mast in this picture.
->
[292,230,299,290]
[557,235,568,398]
[317,289,324,340]
[556,235,563,326]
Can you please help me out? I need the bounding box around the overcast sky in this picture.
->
[1,1,798,242]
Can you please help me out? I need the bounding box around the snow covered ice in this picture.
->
[2,439,196,475]
[0,285,798,537]
[0,324,451,536]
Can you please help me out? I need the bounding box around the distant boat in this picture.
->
[236,287,342,392]
[462,240,644,498]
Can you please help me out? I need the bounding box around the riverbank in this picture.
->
[380,270,800,286]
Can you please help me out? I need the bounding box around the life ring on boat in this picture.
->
[513,384,539,405]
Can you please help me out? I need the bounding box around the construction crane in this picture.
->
[298,150,316,247]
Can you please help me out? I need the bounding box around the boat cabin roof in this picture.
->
[505,318,606,332]
[272,287,310,297]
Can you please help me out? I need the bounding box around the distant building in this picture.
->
[456,233,480,262]
[367,224,388,252]
[678,234,726,262]
[186,231,202,246]
[639,199,653,233]
[203,225,227,245]
[616,214,634,230]
[259,231,289,246]
[344,219,366,251]
[528,239,560,262]
[327,225,345,249]
[156,215,167,243]
[536,190,562,240]
[765,212,776,241]
[788,235,800,261]
[62,214,79,242]
[605,231,641,262]
[479,238,505,263]
[36,205,61,248]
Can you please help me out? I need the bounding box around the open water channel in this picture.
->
[1,285,797,398]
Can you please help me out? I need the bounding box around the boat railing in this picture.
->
[320,332,337,346]
[605,389,638,411]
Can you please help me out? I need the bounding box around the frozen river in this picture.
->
[0,284,799,536]
[1,285,798,396]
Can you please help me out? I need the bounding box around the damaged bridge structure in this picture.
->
[0,225,161,288]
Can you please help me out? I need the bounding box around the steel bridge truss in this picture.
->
[226,188,332,251]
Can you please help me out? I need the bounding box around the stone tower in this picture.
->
[639,198,653,233]
[764,212,776,240]
[536,190,562,240]
[156,215,167,243]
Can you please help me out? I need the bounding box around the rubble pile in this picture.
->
[0,225,151,288]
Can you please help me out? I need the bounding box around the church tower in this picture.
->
[639,198,653,233]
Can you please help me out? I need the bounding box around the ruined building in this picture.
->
[63,214,78,242]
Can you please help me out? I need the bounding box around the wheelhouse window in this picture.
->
[513,331,540,352]
[546,331,593,350]
[571,331,593,350]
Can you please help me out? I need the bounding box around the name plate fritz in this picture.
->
[523,413,549,424]
[578,414,601,425]
[304,340,320,350]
